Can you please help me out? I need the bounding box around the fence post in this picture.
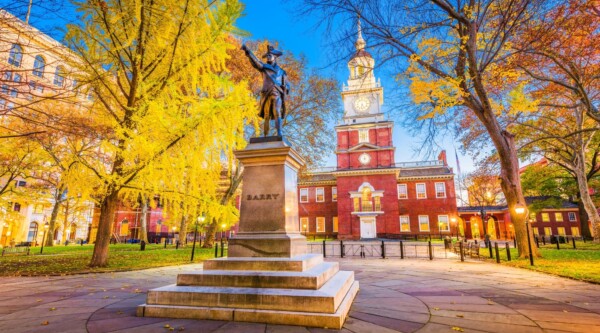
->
[400,241,404,259]
[322,240,326,258]
[164,238,168,248]
[214,243,218,258]
[505,242,511,261]
[556,236,560,250]
[220,238,225,257]
[488,242,493,259]
[536,237,540,248]
[381,241,386,259]
[175,241,179,250]
[340,240,345,258]
[459,241,464,262]
[495,243,500,263]
[428,241,433,260]
[360,244,365,258]
[572,237,576,249]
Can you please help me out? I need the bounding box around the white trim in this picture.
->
[438,215,450,232]
[416,183,427,199]
[397,184,408,199]
[418,215,430,232]
[316,187,325,203]
[300,188,309,203]
[435,182,446,198]
[568,212,577,222]
[399,215,410,232]
[316,217,325,233]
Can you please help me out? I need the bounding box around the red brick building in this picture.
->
[297,25,458,240]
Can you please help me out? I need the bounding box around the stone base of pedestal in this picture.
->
[137,254,359,329]
[227,233,307,258]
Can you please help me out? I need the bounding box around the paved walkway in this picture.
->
[1,259,599,332]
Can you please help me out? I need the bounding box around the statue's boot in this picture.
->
[276,118,283,137]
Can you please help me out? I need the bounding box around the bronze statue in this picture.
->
[241,44,289,137]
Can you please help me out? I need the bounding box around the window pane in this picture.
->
[435,182,446,198]
[358,129,369,143]
[33,55,45,77]
[300,217,308,232]
[300,188,308,202]
[316,217,325,232]
[541,213,550,222]
[400,216,410,232]
[54,66,65,86]
[419,215,430,231]
[333,217,338,232]
[571,227,579,236]
[332,187,337,201]
[568,212,576,221]
[8,44,23,67]
[438,215,449,232]
[557,227,565,236]
[416,183,426,199]
[398,184,407,199]
[316,188,324,202]
[555,213,563,222]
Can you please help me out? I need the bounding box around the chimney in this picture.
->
[438,150,447,166]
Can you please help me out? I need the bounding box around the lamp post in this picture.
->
[221,223,226,240]
[40,222,49,254]
[172,226,177,245]
[191,215,204,261]
[515,203,533,266]
[302,223,307,236]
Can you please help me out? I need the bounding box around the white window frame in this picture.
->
[300,188,308,203]
[300,217,309,232]
[418,215,430,232]
[316,217,325,233]
[332,187,337,201]
[568,212,576,222]
[416,183,427,199]
[399,216,410,232]
[438,215,450,232]
[316,187,325,203]
[435,182,446,198]
[358,129,369,143]
[397,184,408,199]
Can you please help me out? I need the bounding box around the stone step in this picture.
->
[146,270,355,314]
[202,253,323,272]
[177,262,339,290]
[137,280,359,329]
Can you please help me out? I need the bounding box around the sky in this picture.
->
[3,0,474,174]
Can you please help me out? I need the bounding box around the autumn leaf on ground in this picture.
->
[164,324,171,328]
[452,326,464,332]
[433,307,440,311]
[41,321,49,326]
[49,307,56,311]
[456,314,464,318]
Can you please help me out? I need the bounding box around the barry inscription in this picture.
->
[246,194,280,201]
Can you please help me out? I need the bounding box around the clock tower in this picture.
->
[336,19,394,170]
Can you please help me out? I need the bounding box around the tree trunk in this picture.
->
[139,199,149,243]
[89,190,119,267]
[483,128,539,258]
[573,155,600,241]
[576,194,592,238]
[202,219,217,248]
[45,195,61,247]
[61,200,69,245]
[178,215,187,246]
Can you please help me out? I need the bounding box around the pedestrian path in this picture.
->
[0,259,599,332]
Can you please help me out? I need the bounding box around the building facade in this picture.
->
[298,22,458,240]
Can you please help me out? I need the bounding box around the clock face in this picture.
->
[353,97,371,112]
[359,153,371,165]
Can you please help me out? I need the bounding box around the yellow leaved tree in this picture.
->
[64,0,257,267]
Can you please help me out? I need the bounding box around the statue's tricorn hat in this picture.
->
[262,45,283,58]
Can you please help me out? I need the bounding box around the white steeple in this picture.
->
[355,17,366,51]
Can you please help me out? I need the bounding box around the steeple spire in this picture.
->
[355,15,366,51]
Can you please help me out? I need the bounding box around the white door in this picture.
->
[360,217,377,239]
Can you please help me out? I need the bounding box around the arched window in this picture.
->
[27,222,38,242]
[8,44,23,67]
[33,55,45,77]
[361,188,372,212]
[53,66,65,87]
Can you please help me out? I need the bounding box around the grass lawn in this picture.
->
[489,240,600,284]
[0,243,225,277]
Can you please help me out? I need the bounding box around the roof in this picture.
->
[526,196,579,209]
[350,49,372,60]
[458,196,578,212]
[400,166,453,177]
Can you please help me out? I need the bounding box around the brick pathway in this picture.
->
[0,259,599,332]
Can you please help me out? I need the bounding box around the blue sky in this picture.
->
[5,0,473,174]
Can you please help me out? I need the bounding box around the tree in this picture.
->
[65,0,257,267]
[299,0,541,257]
[512,0,600,239]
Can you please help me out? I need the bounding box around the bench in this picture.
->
[468,243,481,259]
[1,247,30,256]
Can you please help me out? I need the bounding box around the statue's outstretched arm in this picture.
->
[241,44,263,71]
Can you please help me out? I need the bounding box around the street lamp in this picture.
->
[515,203,533,266]
[191,215,205,261]
[302,223,307,236]
[40,222,49,254]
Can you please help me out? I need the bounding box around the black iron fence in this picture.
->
[307,240,463,260]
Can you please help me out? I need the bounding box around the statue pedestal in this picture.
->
[138,138,358,329]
